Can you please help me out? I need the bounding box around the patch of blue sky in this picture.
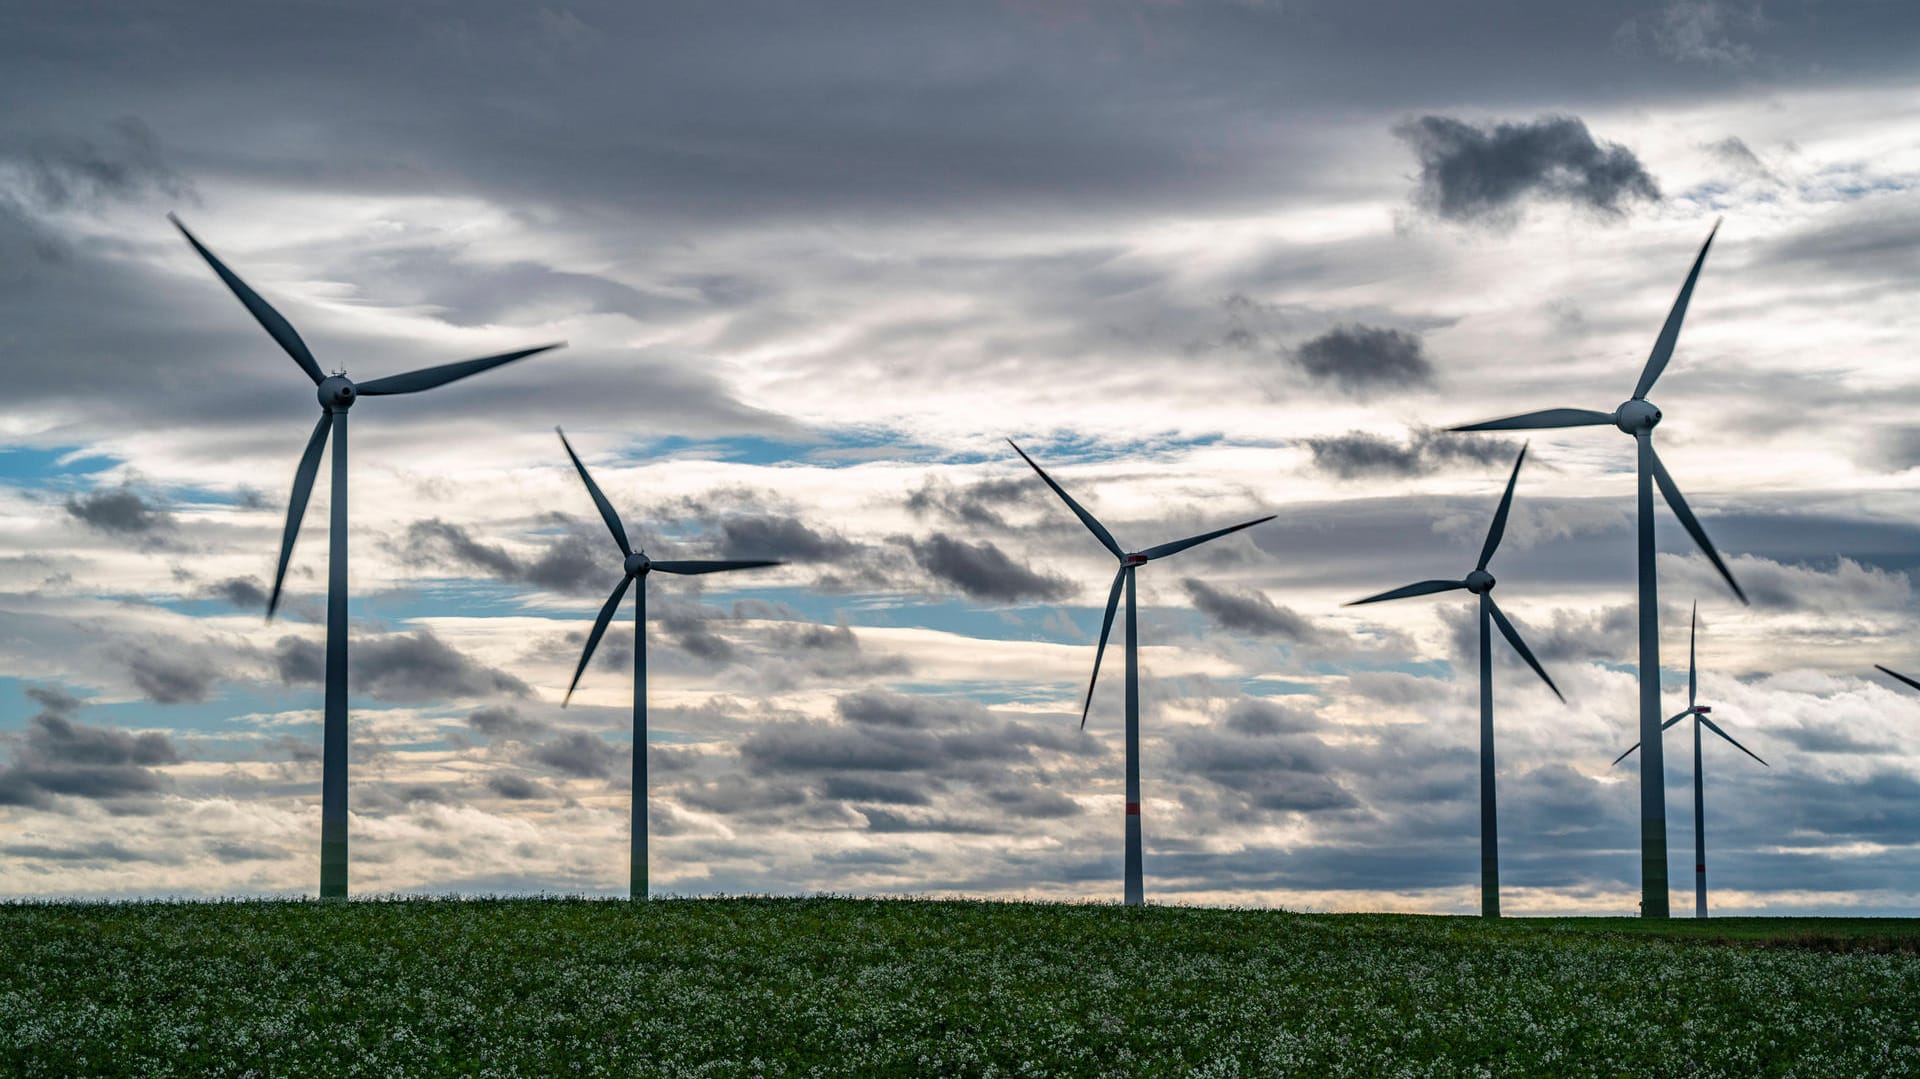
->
[998,429,1251,467]
[615,426,939,469]
[0,445,118,486]
[887,682,1073,708]
[0,676,314,743]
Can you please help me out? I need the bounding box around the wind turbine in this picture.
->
[1009,440,1274,906]
[1612,603,1766,918]
[172,215,561,899]
[1345,445,1563,918]
[555,428,782,899]
[1450,222,1748,918]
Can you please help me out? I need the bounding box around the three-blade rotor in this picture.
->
[171,215,563,620]
[1612,601,1767,767]
[1448,223,1746,606]
[1009,440,1274,727]
[1345,446,1562,702]
[556,428,782,705]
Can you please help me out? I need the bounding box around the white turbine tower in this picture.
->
[556,428,782,898]
[173,215,562,899]
[1345,445,1563,918]
[1010,440,1274,906]
[1612,604,1766,918]
[1450,223,1748,918]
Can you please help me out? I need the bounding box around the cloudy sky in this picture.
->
[3,0,1918,913]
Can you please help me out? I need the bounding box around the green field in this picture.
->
[3,897,1917,1077]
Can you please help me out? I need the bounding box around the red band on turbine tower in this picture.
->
[1126,801,1141,815]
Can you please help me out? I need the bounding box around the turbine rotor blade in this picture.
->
[1343,579,1465,607]
[1689,601,1698,709]
[1081,567,1126,729]
[1633,220,1720,401]
[1876,665,1920,693]
[1449,408,1615,433]
[267,411,333,619]
[556,427,632,556]
[1647,443,1747,605]
[356,343,562,396]
[170,214,325,385]
[1487,595,1564,703]
[564,575,634,707]
[1138,514,1276,562]
[1008,440,1123,559]
[1699,714,1767,767]
[1615,712,1689,764]
[1477,443,1528,571]
[649,560,783,575]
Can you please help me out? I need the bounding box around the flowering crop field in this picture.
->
[2,897,1917,1077]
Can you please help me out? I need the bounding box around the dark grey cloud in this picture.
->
[716,514,855,562]
[659,604,735,664]
[526,731,622,780]
[1223,698,1324,737]
[903,534,1070,604]
[272,629,529,701]
[485,773,551,801]
[1182,578,1316,641]
[1292,325,1432,392]
[120,644,218,705]
[403,518,604,596]
[0,690,181,808]
[203,576,268,611]
[8,116,192,211]
[1171,728,1357,815]
[64,484,172,536]
[821,775,930,806]
[905,476,1032,530]
[1304,428,1515,479]
[467,705,550,740]
[1395,114,1660,224]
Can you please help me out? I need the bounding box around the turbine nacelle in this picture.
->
[1123,553,1149,567]
[1695,705,1712,714]
[1615,399,1660,433]
[318,375,358,411]
[1464,569,1496,594]
[624,552,652,577]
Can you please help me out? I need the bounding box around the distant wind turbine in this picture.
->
[172,215,562,899]
[1009,440,1274,906]
[1345,445,1563,918]
[556,428,782,899]
[1612,603,1765,918]
[1450,222,1748,918]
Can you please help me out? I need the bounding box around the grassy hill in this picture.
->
[3,897,1917,1077]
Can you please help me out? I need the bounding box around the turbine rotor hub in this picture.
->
[1465,569,1496,594]
[624,552,651,577]
[318,375,358,411]
[1615,398,1661,433]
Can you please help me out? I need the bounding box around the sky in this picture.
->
[2,0,1919,914]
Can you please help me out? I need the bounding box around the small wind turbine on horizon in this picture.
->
[1345,445,1563,918]
[1612,603,1766,918]
[556,428,782,899]
[1009,440,1274,906]
[1449,222,1749,919]
[171,215,562,900]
